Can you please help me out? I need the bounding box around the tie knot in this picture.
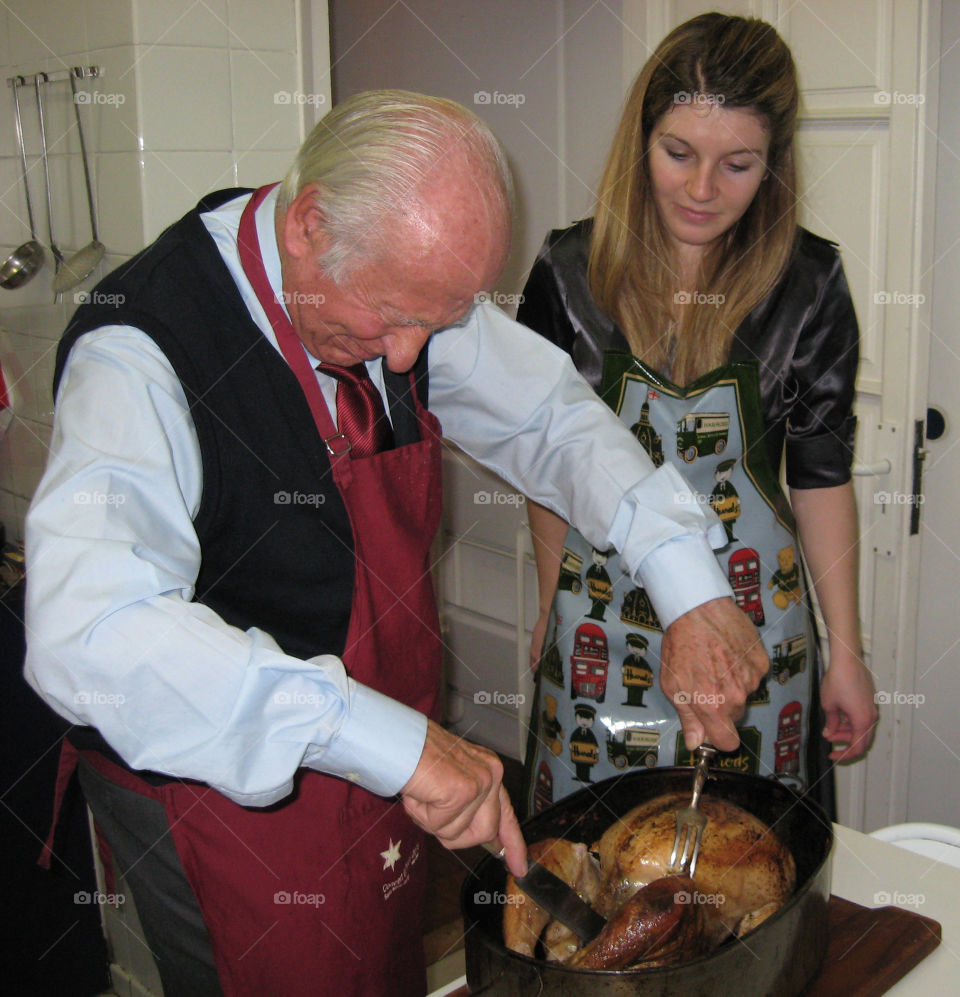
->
[318,362,393,458]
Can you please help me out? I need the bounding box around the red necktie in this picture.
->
[318,363,394,458]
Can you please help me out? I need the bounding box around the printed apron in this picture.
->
[48,185,445,997]
[524,355,817,816]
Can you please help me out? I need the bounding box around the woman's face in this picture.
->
[647,103,771,267]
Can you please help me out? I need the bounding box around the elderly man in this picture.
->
[25,91,766,996]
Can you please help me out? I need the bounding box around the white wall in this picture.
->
[0,0,315,542]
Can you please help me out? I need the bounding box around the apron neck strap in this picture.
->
[237,184,344,453]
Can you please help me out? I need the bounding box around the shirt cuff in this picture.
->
[635,534,733,630]
[301,677,428,797]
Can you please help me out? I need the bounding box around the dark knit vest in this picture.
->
[55,189,428,665]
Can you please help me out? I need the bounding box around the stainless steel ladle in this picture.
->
[0,78,46,289]
[53,71,105,293]
[34,73,67,292]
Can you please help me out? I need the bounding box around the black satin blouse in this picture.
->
[517,220,859,489]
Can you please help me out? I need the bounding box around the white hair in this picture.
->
[277,89,514,283]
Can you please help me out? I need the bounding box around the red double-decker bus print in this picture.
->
[570,622,609,702]
[728,547,765,626]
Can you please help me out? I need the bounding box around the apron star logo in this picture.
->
[380,838,402,871]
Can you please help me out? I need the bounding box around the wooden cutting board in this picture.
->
[448,896,941,996]
[804,896,941,996]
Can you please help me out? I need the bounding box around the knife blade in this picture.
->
[484,843,607,943]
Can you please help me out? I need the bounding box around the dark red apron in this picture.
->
[47,184,444,996]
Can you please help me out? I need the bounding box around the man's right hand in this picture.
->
[401,720,528,877]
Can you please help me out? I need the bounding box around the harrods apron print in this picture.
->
[525,355,816,816]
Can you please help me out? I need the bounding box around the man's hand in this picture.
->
[659,596,769,751]
[401,720,528,877]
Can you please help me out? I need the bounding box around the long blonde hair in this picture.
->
[588,14,799,384]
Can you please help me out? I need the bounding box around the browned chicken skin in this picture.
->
[503,792,796,968]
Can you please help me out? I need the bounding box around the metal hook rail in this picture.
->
[6,66,101,88]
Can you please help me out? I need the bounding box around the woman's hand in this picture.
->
[820,648,877,761]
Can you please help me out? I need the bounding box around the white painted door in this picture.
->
[908,0,960,830]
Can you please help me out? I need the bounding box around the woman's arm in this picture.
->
[790,482,877,761]
[527,501,569,669]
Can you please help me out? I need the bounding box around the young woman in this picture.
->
[520,13,877,818]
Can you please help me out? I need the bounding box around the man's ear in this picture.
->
[281,183,329,260]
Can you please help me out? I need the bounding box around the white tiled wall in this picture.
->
[0,0,318,543]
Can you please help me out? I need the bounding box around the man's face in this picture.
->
[280,181,508,373]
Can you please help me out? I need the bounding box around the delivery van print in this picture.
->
[606,726,659,769]
[570,622,609,702]
[676,412,730,462]
[557,548,584,594]
[772,634,807,685]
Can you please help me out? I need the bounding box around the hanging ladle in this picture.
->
[0,78,46,289]
[34,73,67,293]
[53,71,105,293]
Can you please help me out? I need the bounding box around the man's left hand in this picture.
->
[659,596,769,751]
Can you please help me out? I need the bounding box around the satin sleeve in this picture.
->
[781,251,859,489]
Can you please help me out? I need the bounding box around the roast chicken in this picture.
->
[503,792,795,969]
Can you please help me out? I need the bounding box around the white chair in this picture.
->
[868,822,960,869]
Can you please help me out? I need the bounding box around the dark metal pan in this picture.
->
[462,768,832,996]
